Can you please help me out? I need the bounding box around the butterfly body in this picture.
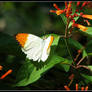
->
[16,33,54,62]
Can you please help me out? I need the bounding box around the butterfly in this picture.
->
[16,33,54,62]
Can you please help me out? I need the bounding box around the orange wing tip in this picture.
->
[16,33,29,47]
[47,36,54,50]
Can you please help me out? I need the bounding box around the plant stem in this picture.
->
[65,18,70,38]
[77,57,85,66]
[74,47,85,62]
[76,65,91,71]
[74,53,81,62]
[61,62,91,71]
[68,79,74,87]
[64,38,73,61]
[64,18,74,62]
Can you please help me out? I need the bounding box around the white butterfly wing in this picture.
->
[41,36,54,62]
[22,34,44,61]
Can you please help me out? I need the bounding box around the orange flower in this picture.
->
[50,10,56,13]
[84,20,91,26]
[64,83,88,91]
[50,10,64,15]
[76,83,78,91]
[85,86,88,91]
[56,10,64,15]
[81,2,87,7]
[64,85,70,90]
[66,2,72,16]
[65,1,68,8]
[77,49,81,54]
[68,74,74,80]
[73,23,88,32]
[77,1,80,7]
[81,87,84,90]
[53,3,60,10]
[0,69,12,79]
[50,3,64,15]
[82,14,92,20]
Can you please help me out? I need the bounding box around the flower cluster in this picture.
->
[63,73,89,90]
[64,83,88,91]
[50,1,92,32]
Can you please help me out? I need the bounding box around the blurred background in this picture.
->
[0,2,66,36]
[0,2,92,90]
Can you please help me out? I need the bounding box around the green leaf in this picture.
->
[68,16,79,28]
[85,27,92,36]
[71,3,76,14]
[82,50,88,58]
[79,27,92,37]
[51,34,60,46]
[59,59,73,72]
[85,40,92,56]
[80,66,92,84]
[68,38,82,49]
[87,66,92,71]
[60,14,67,25]
[15,54,65,86]
[56,38,69,57]
[81,73,92,83]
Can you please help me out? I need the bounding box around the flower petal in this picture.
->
[73,23,88,31]
[82,14,92,20]
[56,10,64,15]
